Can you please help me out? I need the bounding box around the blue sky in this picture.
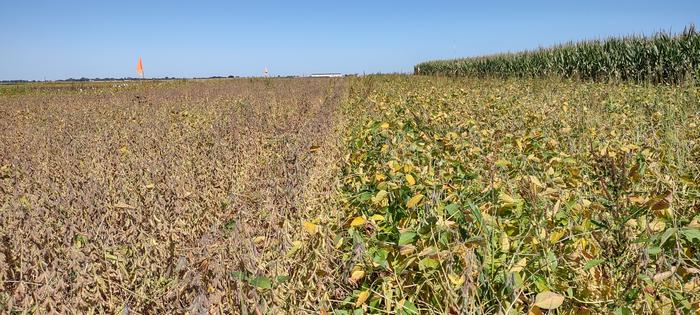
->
[1,1,698,80]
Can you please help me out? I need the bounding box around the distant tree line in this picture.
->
[1,74,366,84]
[0,76,251,84]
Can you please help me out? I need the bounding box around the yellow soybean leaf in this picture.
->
[406,194,424,208]
[527,154,541,163]
[546,167,555,176]
[350,217,367,227]
[495,159,511,168]
[253,236,266,245]
[510,258,527,272]
[380,122,390,129]
[534,291,565,309]
[355,290,370,307]
[303,221,319,235]
[500,233,511,252]
[349,269,365,283]
[530,176,544,188]
[388,160,402,172]
[371,190,389,205]
[286,240,303,257]
[549,230,566,244]
[334,237,344,249]
[369,214,385,222]
[498,192,518,207]
[405,174,416,186]
[448,273,465,287]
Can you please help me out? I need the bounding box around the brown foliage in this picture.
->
[0,78,347,313]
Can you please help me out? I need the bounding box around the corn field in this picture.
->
[415,25,700,84]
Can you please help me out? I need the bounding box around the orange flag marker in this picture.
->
[137,57,144,78]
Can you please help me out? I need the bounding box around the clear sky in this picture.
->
[1,1,698,80]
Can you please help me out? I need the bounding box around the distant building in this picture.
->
[310,73,342,78]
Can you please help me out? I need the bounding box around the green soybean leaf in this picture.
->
[445,203,462,220]
[583,259,605,271]
[647,246,662,255]
[398,300,418,314]
[231,271,247,281]
[680,228,700,242]
[249,276,272,289]
[659,228,677,246]
[398,231,417,245]
[418,257,440,270]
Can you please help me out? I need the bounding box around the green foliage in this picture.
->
[415,25,700,84]
[334,75,700,313]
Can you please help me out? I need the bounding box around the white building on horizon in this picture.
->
[309,73,343,78]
